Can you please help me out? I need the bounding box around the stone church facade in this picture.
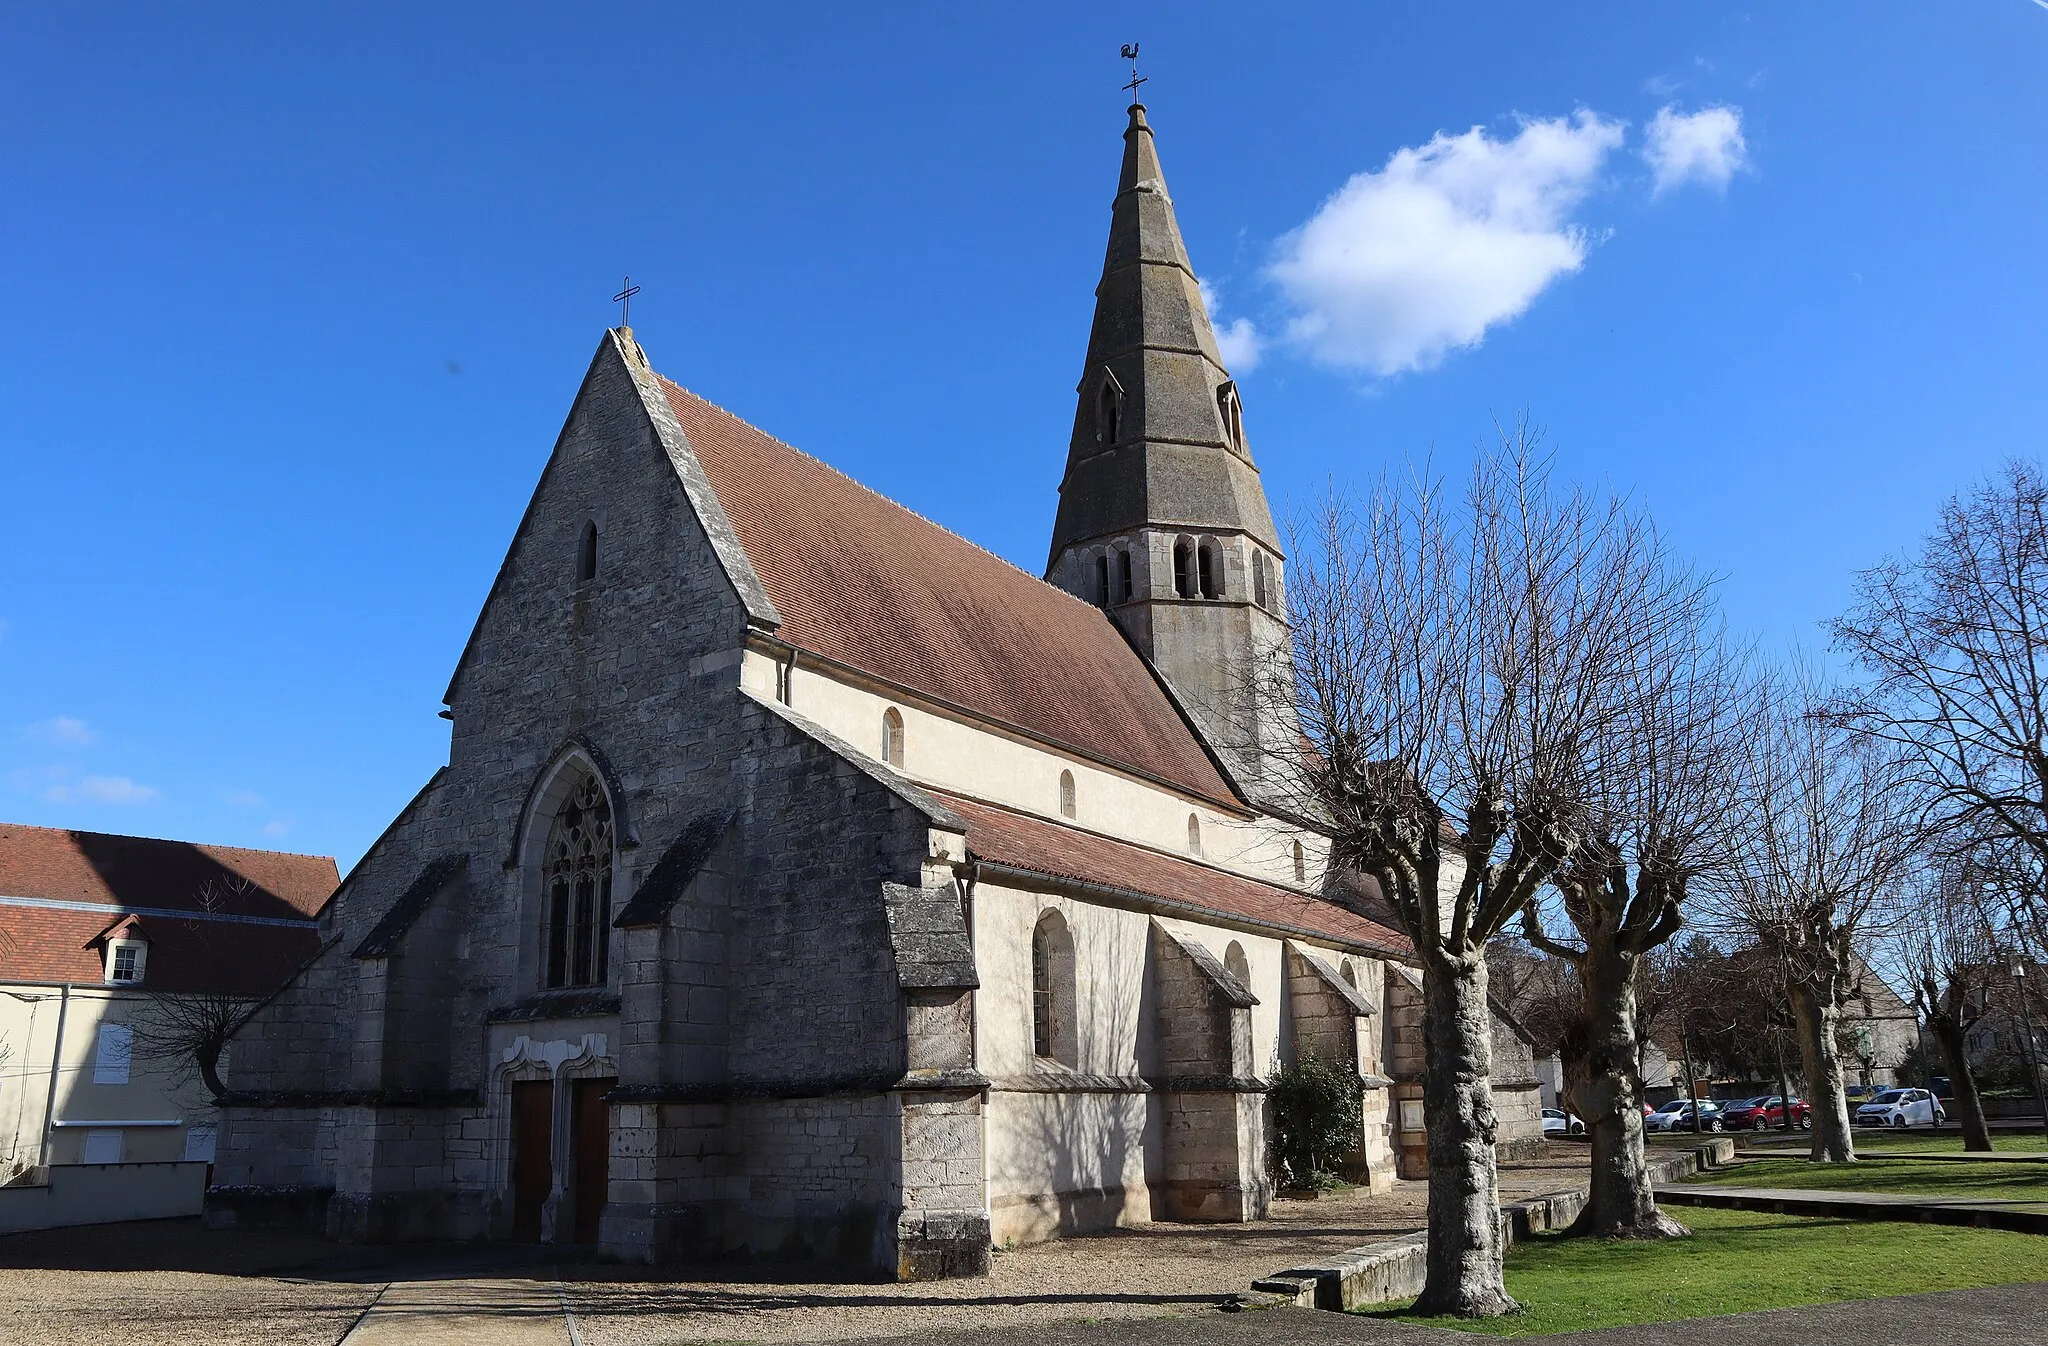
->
[211,104,1539,1278]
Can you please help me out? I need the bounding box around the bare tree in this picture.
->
[1289,432,1652,1315]
[1521,572,1750,1238]
[1722,672,1920,1162]
[127,878,259,1101]
[1888,853,2003,1149]
[1833,461,2048,893]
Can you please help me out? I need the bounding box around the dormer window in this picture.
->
[105,936,147,985]
[1093,369,1124,445]
[1216,380,1245,453]
[576,522,599,583]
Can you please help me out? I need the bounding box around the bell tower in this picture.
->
[1047,103,1296,802]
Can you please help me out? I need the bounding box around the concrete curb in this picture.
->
[1656,1185,2048,1234]
[1251,1139,1736,1311]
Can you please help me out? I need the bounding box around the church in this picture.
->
[211,103,1541,1279]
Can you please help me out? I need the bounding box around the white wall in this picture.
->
[739,646,1329,896]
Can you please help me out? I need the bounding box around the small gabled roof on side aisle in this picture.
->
[930,790,1411,957]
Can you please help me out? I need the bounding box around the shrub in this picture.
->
[1269,1054,1364,1190]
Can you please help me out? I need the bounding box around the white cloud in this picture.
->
[67,776,161,805]
[1199,278,1264,373]
[25,716,95,748]
[1644,105,1748,195]
[1267,110,1626,377]
[1215,318,1263,372]
[261,819,294,838]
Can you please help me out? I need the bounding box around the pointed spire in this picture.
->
[1046,103,1276,571]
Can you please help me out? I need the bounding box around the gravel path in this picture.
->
[0,1148,1602,1345]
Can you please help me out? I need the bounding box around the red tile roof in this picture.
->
[0,823,336,993]
[932,791,1411,956]
[662,381,1240,807]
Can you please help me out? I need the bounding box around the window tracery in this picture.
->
[543,773,613,989]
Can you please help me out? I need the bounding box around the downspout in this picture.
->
[40,984,70,1174]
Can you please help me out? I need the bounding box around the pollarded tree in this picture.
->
[1521,571,1751,1238]
[1724,673,1920,1163]
[1290,432,1655,1316]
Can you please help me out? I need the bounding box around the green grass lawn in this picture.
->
[1703,1155,2048,1202]
[1372,1205,2048,1336]
[1727,1130,2048,1154]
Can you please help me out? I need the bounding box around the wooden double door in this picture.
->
[510,1076,612,1243]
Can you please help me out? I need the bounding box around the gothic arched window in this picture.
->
[882,707,906,767]
[577,522,599,584]
[1198,539,1223,600]
[1095,554,1111,607]
[1253,551,1269,609]
[1116,549,1133,601]
[1059,770,1077,819]
[1224,940,1250,995]
[543,773,614,989]
[1173,536,1196,599]
[1186,813,1202,857]
[1293,840,1307,884]
[1031,910,1077,1065]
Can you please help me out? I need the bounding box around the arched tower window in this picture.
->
[1059,770,1077,819]
[1224,940,1250,994]
[1253,551,1269,608]
[1093,368,1124,445]
[1198,539,1223,599]
[882,707,905,767]
[1186,813,1202,857]
[1216,380,1245,453]
[543,773,614,989]
[1341,959,1358,988]
[1095,554,1111,607]
[1116,549,1133,601]
[1293,840,1307,884]
[1173,537,1196,599]
[576,522,599,584]
[1031,910,1077,1066]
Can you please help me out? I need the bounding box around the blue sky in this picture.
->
[4,4,2045,867]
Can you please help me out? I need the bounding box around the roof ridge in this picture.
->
[657,377,1111,618]
[0,820,338,865]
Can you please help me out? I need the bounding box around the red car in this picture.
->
[1718,1095,1811,1131]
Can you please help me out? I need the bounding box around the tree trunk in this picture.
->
[1930,1015,1993,1151]
[196,1041,229,1103]
[1570,948,1687,1238]
[1788,981,1856,1162]
[1415,957,1517,1317]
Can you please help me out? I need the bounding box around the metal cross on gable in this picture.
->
[612,276,641,328]
[1120,43,1146,103]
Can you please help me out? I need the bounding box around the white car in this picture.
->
[1542,1107,1585,1136]
[1855,1088,1946,1128]
[1645,1099,1724,1133]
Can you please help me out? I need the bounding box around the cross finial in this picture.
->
[612,276,642,329]
[1120,43,1146,104]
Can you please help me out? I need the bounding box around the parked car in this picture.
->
[1542,1108,1586,1137]
[1645,1099,1724,1132]
[1719,1095,1812,1131]
[1855,1088,1946,1128]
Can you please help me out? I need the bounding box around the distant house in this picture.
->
[0,823,336,1181]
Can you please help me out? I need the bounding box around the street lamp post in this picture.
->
[2012,957,2048,1143]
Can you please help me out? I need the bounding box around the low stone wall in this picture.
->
[1253,1138,1735,1311]
[0,1161,208,1234]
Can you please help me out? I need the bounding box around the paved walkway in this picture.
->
[340,1278,576,1345]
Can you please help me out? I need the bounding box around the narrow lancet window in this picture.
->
[1031,910,1076,1065]
[1094,369,1124,445]
[1198,539,1223,599]
[1187,813,1202,856]
[1253,551,1269,608]
[1117,549,1133,601]
[1095,554,1111,607]
[1059,770,1077,819]
[576,522,599,583]
[882,707,906,767]
[1173,537,1196,599]
[543,773,614,989]
[1293,840,1307,884]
